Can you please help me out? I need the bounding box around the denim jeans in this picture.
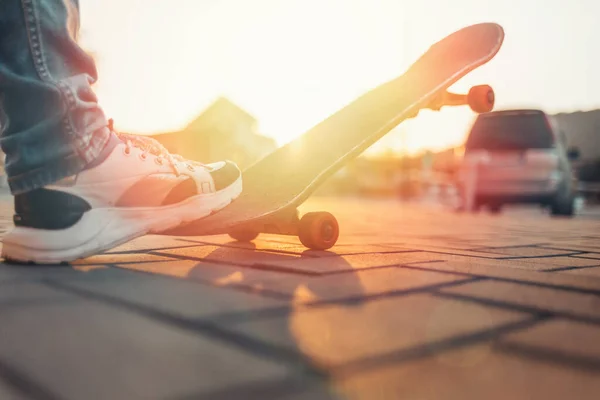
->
[0,0,110,194]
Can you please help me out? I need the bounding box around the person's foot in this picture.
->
[2,127,242,264]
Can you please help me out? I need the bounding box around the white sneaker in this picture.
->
[2,130,242,264]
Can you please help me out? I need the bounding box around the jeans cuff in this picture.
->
[7,125,111,195]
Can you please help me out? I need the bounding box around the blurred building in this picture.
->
[317,154,422,197]
[152,97,277,170]
[350,156,405,196]
[551,110,600,161]
[550,110,600,183]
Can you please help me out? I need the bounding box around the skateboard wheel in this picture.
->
[298,212,339,250]
[228,229,259,242]
[467,85,494,113]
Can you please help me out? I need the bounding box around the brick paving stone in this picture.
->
[0,281,74,308]
[105,235,198,253]
[520,256,600,267]
[411,254,600,273]
[73,253,176,265]
[0,285,290,400]
[377,238,484,251]
[0,384,25,400]
[178,376,337,400]
[249,252,446,274]
[560,266,600,278]
[180,235,307,250]
[473,240,552,248]
[157,247,443,274]
[196,234,304,246]
[278,385,339,400]
[542,244,600,253]
[114,259,201,278]
[382,244,511,258]
[413,254,567,272]
[547,238,600,247]
[157,245,305,268]
[216,266,470,305]
[498,318,600,360]
[55,264,286,320]
[331,344,600,400]
[570,253,600,260]
[228,293,528,368]
[330,235,409,246]
[404,260,600,291]
[474,246,582,257]
[180,235,408,256]
[115,261,471,304]
[439,280,600,321]
[0,263,85,283]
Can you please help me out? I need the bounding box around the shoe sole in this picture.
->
[1,177,242,264]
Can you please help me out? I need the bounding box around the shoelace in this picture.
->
[108,119,206,173]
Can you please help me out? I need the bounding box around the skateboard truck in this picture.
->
[228,209,340,251]
[429,84,494,113]
[403,84,494,120]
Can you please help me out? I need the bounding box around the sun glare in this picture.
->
[79,0,600,156]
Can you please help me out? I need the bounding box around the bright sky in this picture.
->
[79,0,600,155]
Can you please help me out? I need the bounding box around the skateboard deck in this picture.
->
[164,22,505,249]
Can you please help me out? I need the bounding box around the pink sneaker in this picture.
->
[2,129,242,263]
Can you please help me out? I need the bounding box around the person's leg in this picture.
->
[0,0,110,193]
[0,0,242,263]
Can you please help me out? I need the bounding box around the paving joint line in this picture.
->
[400,263,600,296]
[544,265,600,273]
[206,277,483,325]
[434,291,600,326]
[494,341,600,372]
[332,314,551,378]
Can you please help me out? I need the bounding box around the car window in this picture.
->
[465,112,555,150]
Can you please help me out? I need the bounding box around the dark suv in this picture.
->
[457,109,579,216]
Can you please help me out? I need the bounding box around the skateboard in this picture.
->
[164,22,505,249]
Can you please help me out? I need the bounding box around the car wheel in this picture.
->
[551,196,575,217]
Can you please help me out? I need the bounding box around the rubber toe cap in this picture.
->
[209,161,241,191]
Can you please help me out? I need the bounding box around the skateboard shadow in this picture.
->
[187,240,367,304]
[184,240,368,392]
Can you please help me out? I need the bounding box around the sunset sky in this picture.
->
[79,0,600,155]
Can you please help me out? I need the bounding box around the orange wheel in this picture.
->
[228,229,259,242]
[298,212,339,250]
[467,85,494,113]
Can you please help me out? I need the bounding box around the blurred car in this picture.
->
[456,109,580,216]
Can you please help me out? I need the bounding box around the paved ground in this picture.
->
[0,196,599,400]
